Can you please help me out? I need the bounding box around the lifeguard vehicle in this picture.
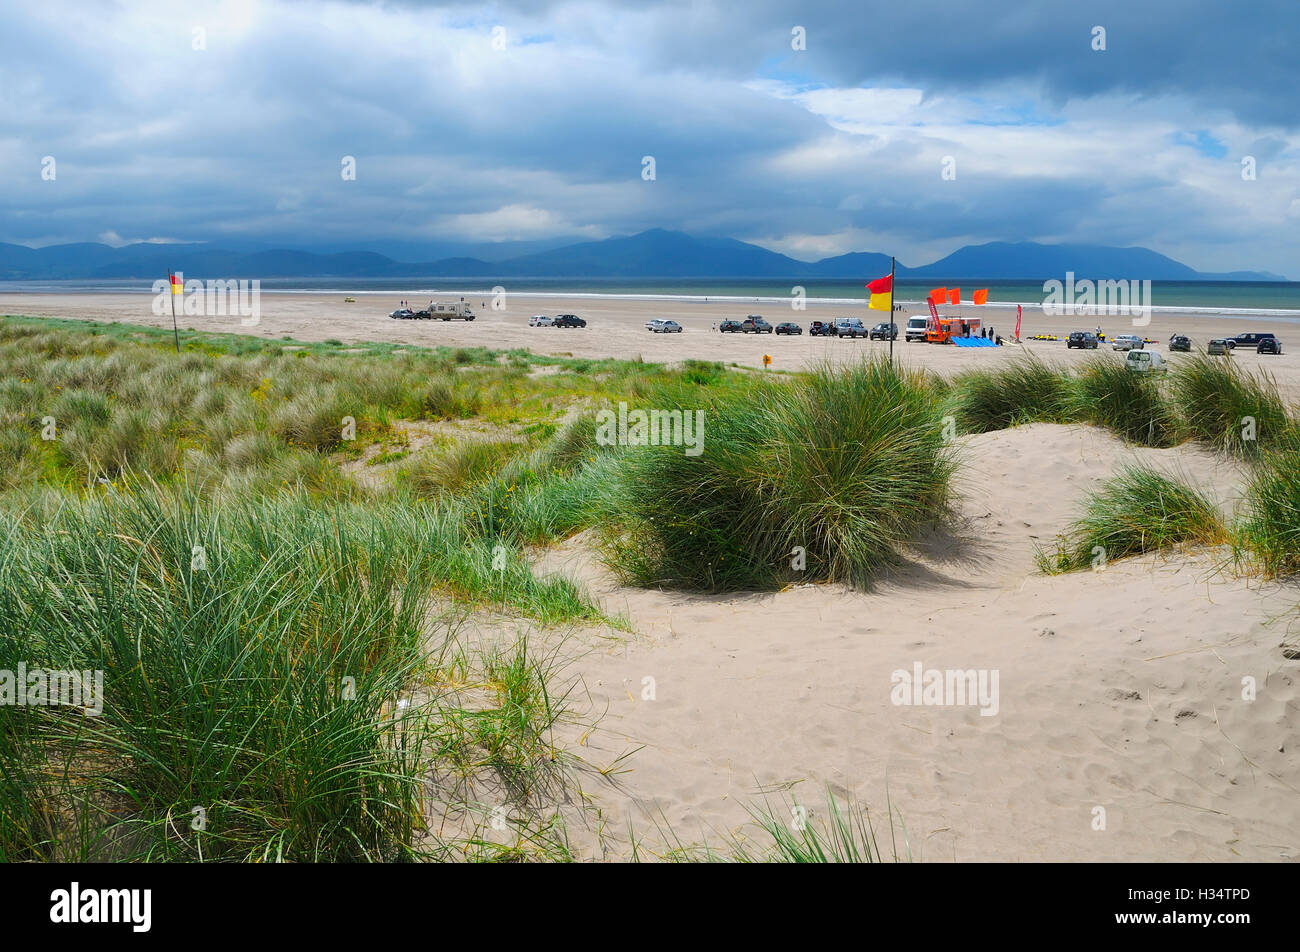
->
[921,300,986,344]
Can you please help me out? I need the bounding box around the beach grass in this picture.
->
[1238,430,1300,577]
[0,483,600,861]
[601,356,956,590]
[1168,353,1291,456]
[1036,466,1229,573]
[1068,357,1178,446]
[946,355,1073,433]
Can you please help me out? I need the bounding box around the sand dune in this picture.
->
[538,424,1299,861]
[5,295,1298,861]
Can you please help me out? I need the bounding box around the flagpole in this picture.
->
[168,270,180,354]
[889,256,896,367]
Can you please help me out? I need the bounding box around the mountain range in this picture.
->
[0,230,1286,282]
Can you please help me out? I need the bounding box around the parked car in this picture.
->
[529,314,553,327]
[1111,334,1144,351]
[809,320,836,337]
[645,319,664,332]
[1258,337,1283,355]
[552,314,586,328]
[870,322,898,341]
[719,319,743,333]
[1169,335,1192,352]
[740,316,773,334]
[389,308,416,319]
[1067,331,1099,349]
[1227,332,1277,350]
[1126,350,1167,374]
[904,315,929,342]
[1207,338,1231,355]
[653,320,682,333]
[775,321,803,335]
[835,318,867,338]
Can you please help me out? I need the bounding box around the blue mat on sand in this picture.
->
[951,337,998,347]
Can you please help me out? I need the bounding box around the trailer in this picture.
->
[421,300,476,320]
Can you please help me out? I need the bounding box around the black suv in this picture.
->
[1258,337,1283,355]
[740,316,773,334]
[552,314,586,328]
[719,319,743,333]
[1226,332,1276,349]
[1067,331,1099,349]
[1169,335,1192,352]
[869,322,898,340]
[809,320,836,336]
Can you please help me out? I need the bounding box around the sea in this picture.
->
[4,277,1300,318]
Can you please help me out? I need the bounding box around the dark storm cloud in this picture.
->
[0,0,1295,273]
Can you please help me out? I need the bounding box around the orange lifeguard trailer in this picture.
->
[924,300,983,343]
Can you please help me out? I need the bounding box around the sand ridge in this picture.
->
[536,424,1299,861]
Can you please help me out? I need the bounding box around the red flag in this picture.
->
[929,287,947,304]
[947,288,961,305]
[973,288,988,305]
[866,274,892,294]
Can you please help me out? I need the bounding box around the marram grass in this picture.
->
[1036,466,1229,573]
[0,484,592,861]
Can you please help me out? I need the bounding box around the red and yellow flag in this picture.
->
[866,274,893,312]
[973,288,988,305]
[947,288,961,305]
[170,273,183,295]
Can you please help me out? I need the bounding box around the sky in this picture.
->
[1,0,1297,275]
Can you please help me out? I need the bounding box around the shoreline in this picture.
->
[4,286,1300,319]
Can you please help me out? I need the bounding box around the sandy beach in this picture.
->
[540,423,1299,861]
[4,290,1300,397]
[4,292,1299,862]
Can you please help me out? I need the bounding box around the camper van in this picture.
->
[905,315,930,342]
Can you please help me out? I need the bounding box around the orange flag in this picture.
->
[947,288,961,305]
[973,288,988,305]
[929,287,947,304]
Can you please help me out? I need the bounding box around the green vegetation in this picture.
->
[1169,353,1290,456]
[603,358,956,590]
[1068,357,1177,446]
[8,314,1300,860]
[1036,466,1230,574]
[1239,431,1300,577]
[946,354,1072,432]
[0,486,580,860]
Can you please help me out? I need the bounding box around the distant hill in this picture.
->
[0,231,1286,282]
[909,241,1283,281]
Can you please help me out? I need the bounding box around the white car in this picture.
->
[646,319,665,332]
[1125,349,1167,373]
[529,315,552,327]
[1111,334,1144,351]
[653,320,683,333]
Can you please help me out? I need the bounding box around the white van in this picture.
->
[905,315,929,342]
[1126,349,1167,373]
